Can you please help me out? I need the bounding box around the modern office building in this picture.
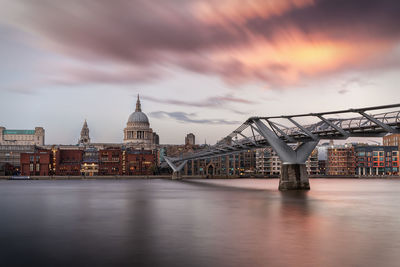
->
[256,147,318,177]
[256,147,281,176]
[355,145,399,176]
[0,145,35,175]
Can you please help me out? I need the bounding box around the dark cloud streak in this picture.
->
[1,0,400,87]
[246,0,400,41]
[149,111,241,125]
[142,95,255,108]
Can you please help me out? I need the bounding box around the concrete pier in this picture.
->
[279,164,310,191]
[172,172,182,180]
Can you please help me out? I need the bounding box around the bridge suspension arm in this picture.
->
[358,111,398,133]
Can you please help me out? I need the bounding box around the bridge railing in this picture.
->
[277,110,400,137]
[171,104,400,163]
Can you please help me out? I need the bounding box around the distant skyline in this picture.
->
[1,0,400,144]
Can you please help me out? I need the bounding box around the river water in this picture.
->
[1,178,400,267]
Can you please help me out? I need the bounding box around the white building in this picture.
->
[256,147,281,176]
[256,146,319,176]
[0,127,45,146]
[123,95,158,150]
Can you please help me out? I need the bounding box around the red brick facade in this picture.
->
[99,148,122,175]
[20,147,157,176]
[327,146,356,176]
[123,149,156,175]
[20,149,51,176]
[54,149,83,176]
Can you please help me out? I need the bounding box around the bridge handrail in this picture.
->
[172,104,400,162]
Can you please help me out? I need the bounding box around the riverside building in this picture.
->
[0,127,44,146]
[326,144,356,176]
[355,145,399,176]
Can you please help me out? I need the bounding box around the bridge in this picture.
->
[165,104,400,190]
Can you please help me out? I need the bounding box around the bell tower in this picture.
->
[78,120,90,146]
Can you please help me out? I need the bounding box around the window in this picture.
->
[30,156,34,162]
[36,163,40,171]
[30,164,33,171]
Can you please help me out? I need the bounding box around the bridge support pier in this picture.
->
[253,119,318,191]
[164,157,187,180]
[172,171,182,180]
[279,164,310,190]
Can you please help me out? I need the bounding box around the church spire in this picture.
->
[135,94,142,112]
[78,119,90,145]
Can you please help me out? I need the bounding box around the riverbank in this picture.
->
[1,175,400,180]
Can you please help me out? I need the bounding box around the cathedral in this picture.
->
[76,95,159,150]
[123,95,158,150]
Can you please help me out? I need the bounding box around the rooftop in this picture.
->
[3,130,35,135]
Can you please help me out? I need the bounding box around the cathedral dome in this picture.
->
[128,111,149,124]
[127,95,149,124]
[124,94,157,148]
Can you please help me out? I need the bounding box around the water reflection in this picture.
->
[0,179,400,267]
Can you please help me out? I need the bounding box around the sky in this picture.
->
[0,0,400,145]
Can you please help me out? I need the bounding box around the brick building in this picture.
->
[327,145,356,176]
[99,148,122,175]
[20,149,51,176]
[53,148,83,176]
[383,134,400,151]
[123,149,156,175]
[81,147,98,176]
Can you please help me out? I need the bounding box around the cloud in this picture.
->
[149,111,241,125]
[1,0,399,87]
[48,65,163,86]
[3,83,40,95]
[142,95,255,108]
[338,89,349,95]
[338,77,375,94]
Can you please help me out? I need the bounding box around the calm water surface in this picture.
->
[1,178,400,267]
